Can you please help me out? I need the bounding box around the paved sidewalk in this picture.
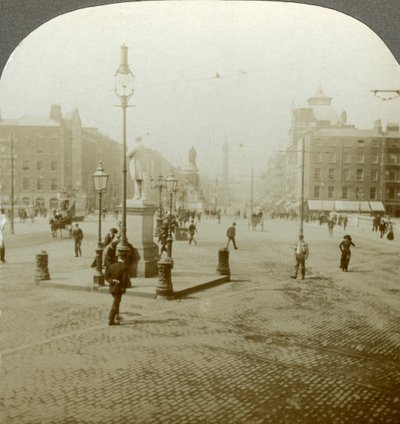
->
[39,266,230,298]
[32,221,231,298]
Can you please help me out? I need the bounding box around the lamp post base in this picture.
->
[93,246,105,286]
[156,258,174,299]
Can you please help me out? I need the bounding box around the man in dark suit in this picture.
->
[105,254,130,326]
[226,222,238,250]
[72,223,83,257]
[104,227,118,247]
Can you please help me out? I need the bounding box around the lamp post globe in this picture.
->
[114,44,134,258]
[93,160,109,286]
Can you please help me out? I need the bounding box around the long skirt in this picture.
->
[340,252,351,271]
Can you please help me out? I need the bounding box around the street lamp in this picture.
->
[151,173,165,235]
[10,134,15,234]
[39,175,44,216]
[165,170,178,260]
[114,45,134,257]
[93,161,109,286]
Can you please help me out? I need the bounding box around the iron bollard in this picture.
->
[156,258,174,298]
[35,250,51,283]
[217,248,230,275]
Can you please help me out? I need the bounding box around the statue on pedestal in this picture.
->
[128,140,147,201]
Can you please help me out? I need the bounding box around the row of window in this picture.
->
[313,151,379,164]
[22,160,58,171]
[314,186,378,200]
[314,168,379,181]
[22,178,58,191]
[312,139,380,147]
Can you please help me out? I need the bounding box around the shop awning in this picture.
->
[307,200,334,211]
[369,201,386,212]
[334,201,370,212]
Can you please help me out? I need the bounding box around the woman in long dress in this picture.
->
[339,235,355,272]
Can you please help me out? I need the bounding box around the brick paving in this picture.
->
[0,216,400,423]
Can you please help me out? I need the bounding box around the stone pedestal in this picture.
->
[126,200,159,278]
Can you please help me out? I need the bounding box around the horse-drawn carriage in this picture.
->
[49,211,73,239]
[248,209,265,231]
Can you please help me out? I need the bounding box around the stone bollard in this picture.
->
[217,248,230,275]
[35,250,51,283]
[156,258,174,299]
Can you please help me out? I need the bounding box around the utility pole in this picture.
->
[250,168,254,216]
[10,134,15,234]
[215,176,218,210]
[300,136,305,237]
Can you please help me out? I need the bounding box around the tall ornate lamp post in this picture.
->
[114,44,134,257]
[150,173,165,235]
[165,170,177,260]
[39,175,44,216]
[93,161,109,286]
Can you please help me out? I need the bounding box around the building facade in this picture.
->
[266,89,400,217]
[0,105,122,214]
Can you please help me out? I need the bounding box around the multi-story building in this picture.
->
[0,105,208,217]
[0,105,122,214]
[266,89,400,217]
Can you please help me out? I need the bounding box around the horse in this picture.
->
[249,210,264,231]
[50,215,73,239]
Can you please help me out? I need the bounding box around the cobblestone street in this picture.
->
[1,216,400,423]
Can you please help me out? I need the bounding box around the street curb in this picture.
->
[37,274,231,299]
[173,275,230,298]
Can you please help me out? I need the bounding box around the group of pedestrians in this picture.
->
[373,215,395,240]
[291,232,357,279]
[89,225,136,326]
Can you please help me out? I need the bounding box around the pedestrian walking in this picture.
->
[379,219,387,238]
[339,235,355,271]
[72,223,84,257]
[327,218,335,237]
[291,234,309,280]
[105,253,130,326]
[386,220,394,240]
[188,219,197,245]
[342,215,348,230]
[226,222,238,250]
[372,215,379,232]
[158,223,168,255]
[0,208,7,263]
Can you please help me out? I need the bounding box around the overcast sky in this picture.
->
[1,1,399,178]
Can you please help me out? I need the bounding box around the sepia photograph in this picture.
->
[0,1,400,423]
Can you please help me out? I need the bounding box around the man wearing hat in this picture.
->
[105,253,130,326]
[226,222,238,250]
[291,234,309,280]
[72,223,84,257]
